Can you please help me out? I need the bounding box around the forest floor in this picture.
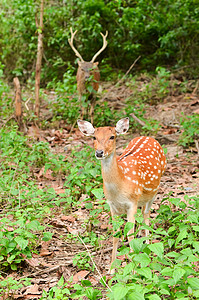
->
[1,81,199,299]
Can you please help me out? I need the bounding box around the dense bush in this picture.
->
[1,0,199,84]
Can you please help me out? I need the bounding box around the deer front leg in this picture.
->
[109,210,120,275]
[126,203,137,243]
[79,94,85,120]
[90,95,95,124]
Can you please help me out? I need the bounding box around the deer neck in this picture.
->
[101,151,121,184]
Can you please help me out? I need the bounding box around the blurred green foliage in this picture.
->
[1,0,199,84]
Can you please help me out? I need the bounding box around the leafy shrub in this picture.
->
[0,218,43,270]
[179,114,199,147]
[1,0,199,83]
[0,277,31,299]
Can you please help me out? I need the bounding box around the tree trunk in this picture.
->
[35,0,44,118]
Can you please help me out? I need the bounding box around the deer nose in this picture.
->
[85,74,90,80]
[95,150,104,158]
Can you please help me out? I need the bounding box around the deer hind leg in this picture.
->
[142,195,156,244]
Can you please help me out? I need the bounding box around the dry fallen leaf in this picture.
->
[67,226,78,235]
[61,215,76,223]
[72,270,90,283]
[24,284,40,295]
[40,250,52,257]
[193,108,199,114]
[37,166,54,180]
[25,257,40,268]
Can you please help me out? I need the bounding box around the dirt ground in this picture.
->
[1,83,199,299]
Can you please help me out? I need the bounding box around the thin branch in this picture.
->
[195,139,199,156]
[77,234,112,292]
[101,56,141,102]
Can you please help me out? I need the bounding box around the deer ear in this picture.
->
[115,117,129,135]
[77,120,95,136]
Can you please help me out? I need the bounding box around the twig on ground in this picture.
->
[130,112,146,127]
[1,115,15,127]
[19,261,73,279]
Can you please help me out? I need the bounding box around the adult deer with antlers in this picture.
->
[78,117,166,274]
[68,27,108,124]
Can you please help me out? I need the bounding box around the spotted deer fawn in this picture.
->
[78,117,166,274]
[68,27,108,124]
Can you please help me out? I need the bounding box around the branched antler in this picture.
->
[91,31,108,63]
[68,27,84,62]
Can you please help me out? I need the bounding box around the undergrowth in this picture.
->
[0,127,198,299]
[0,67,198,299]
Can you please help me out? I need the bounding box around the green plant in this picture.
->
[40,276,102,300]
[179,114,199,147]
[73,251,94,271]
[106,195,199,300]
[0,216,53,271]
[40,276,70,300]
[0,277,31,299]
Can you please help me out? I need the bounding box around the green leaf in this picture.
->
[26,220,41,230]
[192,225,199,232]
[167,226,176,234]
[187,277,199,290]
[7,254,16,263]
[148,242,164,259]
[166,251,180,259]
[85,202,93,209]
[148,295,161,300]
[100,276,106,287]
[57,275,64,287]
[42,232,53,241]
[137,267,152,279]
[91,188,104,200]
[113,286,129,300]
[81,280,92,287]
[133,253,150,268]
[122,262,135,275]
[193,241,199,252]
[175,228,188,246]
[128,291,145,300]
[14,236,28,250]
[173,268,186,284]
[11,264,17,271]
[130,238,143,254]
[124,222,134,238]
[161,267,173,277]
[168,239,175,248]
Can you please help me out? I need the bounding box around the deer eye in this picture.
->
[110,136,115,140]
[93,137,96,140]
